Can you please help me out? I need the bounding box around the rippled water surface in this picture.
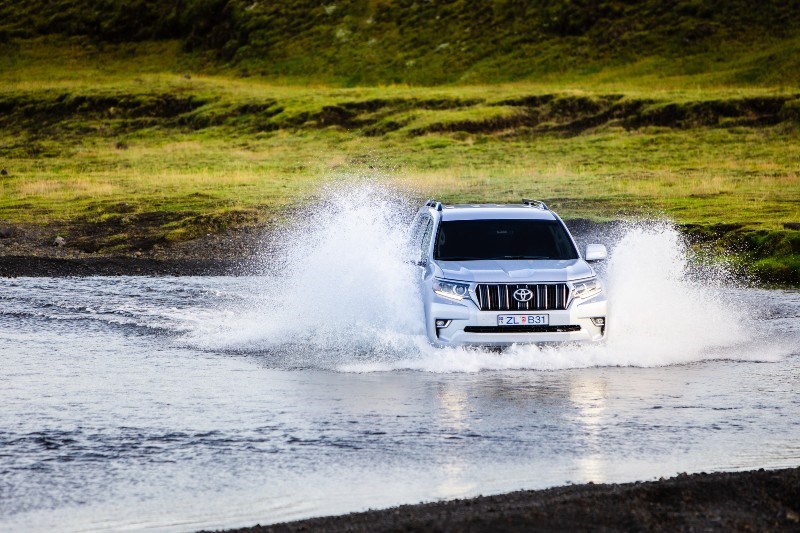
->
[1,275,799,532]
[2,190,799,531]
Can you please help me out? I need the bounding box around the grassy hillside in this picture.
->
[1,0,800,86]
[0,2,798,281]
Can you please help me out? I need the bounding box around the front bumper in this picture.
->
[426,292,607,347]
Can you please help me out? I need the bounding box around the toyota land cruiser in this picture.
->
[410,199,608,347]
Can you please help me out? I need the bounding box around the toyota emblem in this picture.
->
[513,288,533,302]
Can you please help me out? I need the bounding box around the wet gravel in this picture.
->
[223,467,800,532]
[0,223,270,276]
[0,255,244,276]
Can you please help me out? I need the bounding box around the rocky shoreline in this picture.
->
[215,467,800,532]
[0,219,797,284]
[0,222,268,277]
[0,255,244,277]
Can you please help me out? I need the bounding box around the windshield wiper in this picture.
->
[436,256,485,261]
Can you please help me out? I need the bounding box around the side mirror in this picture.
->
[585,244,607,262]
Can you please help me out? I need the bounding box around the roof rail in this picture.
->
[522,198,549,210]
[425,199,443,211]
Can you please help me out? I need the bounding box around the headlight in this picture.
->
[571,277,602,299]
[433,279,471,301]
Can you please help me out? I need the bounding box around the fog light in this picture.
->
[436,320,446,327]
[591,317,605,326]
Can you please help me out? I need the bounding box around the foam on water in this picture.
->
[187,184,791,372]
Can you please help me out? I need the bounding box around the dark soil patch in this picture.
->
[0,93,209,134]
[0,218,270,277]
[2,92,798,140]
[624,97,792,129]
[0,255,241,276]
[411,95,799,137]
[214,467,800,533]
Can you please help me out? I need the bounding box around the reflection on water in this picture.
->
[569,376,610,483]
[437,381,470,432]
[435,382,477,498]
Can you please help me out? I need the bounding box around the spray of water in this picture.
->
[187,183,789,372]
[603,223,750,361]
[188,183,427,367]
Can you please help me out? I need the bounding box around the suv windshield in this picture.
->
[434,219,578,261]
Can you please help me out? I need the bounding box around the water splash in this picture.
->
[188,183,426,367]
[603,222,749,363]
[186,184,790,372]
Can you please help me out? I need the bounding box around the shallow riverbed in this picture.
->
[1,273,798,532]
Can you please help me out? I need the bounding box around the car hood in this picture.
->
[432,259,594,283]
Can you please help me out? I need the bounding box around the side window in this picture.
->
[419,218,434,262]
[549,223,578,258]
[409,214,427,256]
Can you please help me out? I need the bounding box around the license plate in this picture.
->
[497,314,549,326]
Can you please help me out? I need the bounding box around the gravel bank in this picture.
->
[216,467,800,532]
[0,223,270,276]
[0,255,244,276]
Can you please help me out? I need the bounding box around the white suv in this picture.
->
[411,199,608,347]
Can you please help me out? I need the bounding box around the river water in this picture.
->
[2,189,799,532]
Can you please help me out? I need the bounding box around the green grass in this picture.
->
[2,1,800,86]
[0,39,798,281]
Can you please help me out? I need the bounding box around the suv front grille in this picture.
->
[474,283,569,311]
